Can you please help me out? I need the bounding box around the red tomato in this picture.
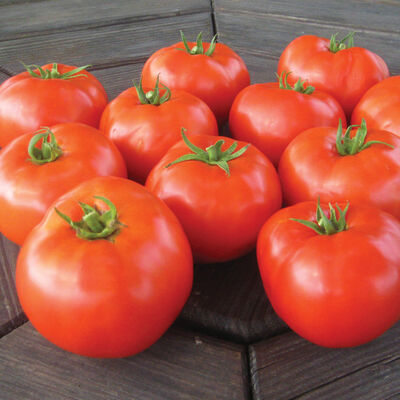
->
[16,176,193,358]
[352,76,400,136]
[278,33,389,118]
[146,133,282,263]
[229,76,345,166]
[142,32,250,123]
[257,201,400,347]
[0,63,108,147]
[100,81,218,184]
[279,120,400,218]
[0,123,126,245]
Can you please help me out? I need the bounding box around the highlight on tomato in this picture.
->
[257,199,400,348]
[279,119,400,218]
[278,32,389,118]
[229,71,346,166]
[100,76,218,184]
[0,123,127,245]
[146,130,282,263]
[16,176,193,358]
[142,31,250,123]
[0,63,108,147]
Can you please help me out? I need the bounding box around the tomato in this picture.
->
[142,31,250,123]
[229,73,345,166]
[100,78,218,184]
[0,63,108,147]
[352,76,400,137]
[146,132,282,263]
[257,200,400,347]
[16,176,193,358]
[0,123,126,245]
[278,33,389,118]
[279,119,400,218]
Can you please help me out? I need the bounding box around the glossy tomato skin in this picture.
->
[0,123,126,245]
[278,35,389,118]
[279,126,400,217]
[100,87,218,184]
[257,202,400,347]
[142,41,250,123]
[229,82,345,166]
[352,76,400,137]
[16,176,193,358]
[0,64,108,147]
[146,135,282,263]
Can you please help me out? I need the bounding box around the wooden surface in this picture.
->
[0,0,399,399]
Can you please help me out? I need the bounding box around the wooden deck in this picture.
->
[0,1,399,398]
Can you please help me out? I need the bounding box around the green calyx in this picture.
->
[55,196,124,241]
[276,71,315,95]
[329,32,355,53]
[179,30,218,56]
[134,75,171,105]
[22,62,90,80]
[336,118,394,156]
[27,127,63,165]
[291,198,349,235]
[165,129,250,176]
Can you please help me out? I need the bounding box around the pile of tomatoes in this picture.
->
[1,30,399,358]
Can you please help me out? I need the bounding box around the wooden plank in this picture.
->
[0,322,248,400]
[215,0,400,34]
[214,11,400,76]
[179,251,287,343]
[237,51,278,84]
[0,12,214,74]
[0,0,211,41]
[250,322,400,400]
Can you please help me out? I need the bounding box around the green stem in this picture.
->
[329,32,355,53]
[55,196,124,241]
[276,71,314,95]
[27,127,63,165]
[165,129,249,176]
[179,31,218,56]
[21,62,91,80]
[134,75,171,105]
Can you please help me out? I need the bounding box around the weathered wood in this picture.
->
[0,322,248,400]
[214,11,400,76]
[0,0,210,41]
[179,251,287,343]
[250,322,400,400]
[0,12,214,74]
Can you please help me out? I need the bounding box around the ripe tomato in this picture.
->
[142,31,250,123]
[146,132,282,263]
[257,200,400,347]
[0,123,126,245]
[352,76,400,136]
[16,176,193,358]
[100,79,218,184]
[229,73,345,166]
[278,33,389,118]
[0,63,108,147]
[279,120,400,218]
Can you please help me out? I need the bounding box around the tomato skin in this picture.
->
[100,87,218,184]
[229,82,345,166]
[352,76,400,137]
[279,126,400,217]
[0,123,126,245]
[257,202,400,347]
[142,41,250,123]
[0,64,108,147]
[16,176,193,358]
[278,35,389,118]
[146,135,282,263]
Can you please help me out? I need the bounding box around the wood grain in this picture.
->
[250,322,400,400]
[0,322,248,400]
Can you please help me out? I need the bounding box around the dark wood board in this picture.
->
[0,322,248,400]
[249,322,400,400]
[0,0,210,41]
